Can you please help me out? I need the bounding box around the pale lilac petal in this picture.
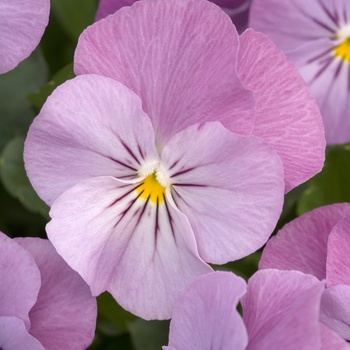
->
[75,0,255,147]
[0,232,40,329]
[260,203,350,280]
[243,269,325,350]
[0,0,49,74]
[249,0,339,52]
[24,74,159,206]
[326,218,350,287]
[161,122,284,263]
[0,318,45,350]
[320,285,350,341]
[15,238,97,350]
[95,0,137,21]
[167,272,248,350]
[237,29,325,192]
[47,176,212,320]
[320,323,350,350]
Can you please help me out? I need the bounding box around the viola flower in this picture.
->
[250,0,350,144]
[0,231,97,350]
[0,0,50,74]
[260,203,350,346]
[95,0,251,33]
[163,270,325,350]
[25,0,324,319]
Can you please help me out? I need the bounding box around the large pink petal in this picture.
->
[0,0,49,74]
[75,0,255,147]
[326,218,350,287]
[166,271,248,350]
[320,285,350,342]
[320,322,350,350]
[237,29,325,192]
[47,176,212,320]
[24,74,159,206]
[243,269,325,350]
[161,122,284,263]
[15,238,97,350]
[0,232,40,329]
[260,203,350,280]
[0,318,45,350]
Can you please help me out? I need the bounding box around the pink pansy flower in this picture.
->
[96,0,251,33]
[25,0,324,319]
[163,270,326,350]
[260,203,350,346]
[0,231,97,350]
[250,0,350,145]
[0,0,50,74]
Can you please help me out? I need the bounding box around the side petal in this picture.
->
[260,203,350,280]
[166,271,248,350]
[320,285,350,342]
[326,218,350,287]
[24,74,159,206]
[320,322,350,350]
[243,269,325,350]
[0,0,49,74]
[75,0,255,146]
[47,176,212,320]
[0,232,40,329]
[15,238,97,350]
[161,122,284,263]
[0,317,45,350]
[237,29,325,192]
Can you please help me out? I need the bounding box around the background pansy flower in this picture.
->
[25,0,324,319]
[163,270,325,350]
[0,231,97,350]
[250,0,350,145]
[260,203,350,346]
[0,0,50,74]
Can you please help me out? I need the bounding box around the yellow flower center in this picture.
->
[334,37,350,62]
[136,173,166,204]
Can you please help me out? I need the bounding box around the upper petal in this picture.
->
[260,203,350,280]
[0,0,49,74]
[47,176,212,320]
[161,122,284,263]
[243,269,325,350]
[0,231,40,329]
[24,74,159,206]
[166,271,248,350]
[16,238,97,350]
[75,0,255,147]
[237,29,325,192]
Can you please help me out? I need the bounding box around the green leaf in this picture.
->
[0,49,48,151]
[96,292,137,337]
[29,63,75,112]
[51,0,98,41]
[128,319,170,350]
[0,137,49,217]
[298,144,350,215]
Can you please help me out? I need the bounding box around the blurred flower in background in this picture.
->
[250,0,350,145]
[0,0,50,74]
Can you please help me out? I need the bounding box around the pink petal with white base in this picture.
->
[166,272,248,350]
[326,218,350,287]
[161,122,284,263]
[243,269,325,350]
[237,29,325,192]
[47,176,212,320]
[16,238,97,350]
[320,285,350,342]
[24,74,159,206]
[260,203,350,280]
[0,0,49,74]
[75,0,255,147]
[0,318,45,350]
[0,232,40,329]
